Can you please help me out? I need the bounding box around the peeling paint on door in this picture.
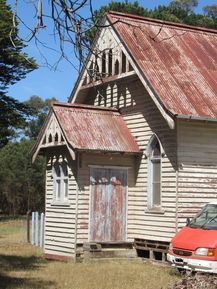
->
[90,168,127,242]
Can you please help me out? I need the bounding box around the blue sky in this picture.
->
[7,0,216,103]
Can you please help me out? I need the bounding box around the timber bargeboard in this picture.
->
[32,108,76,163]
[32,112,66,162]
[70,19,174,129]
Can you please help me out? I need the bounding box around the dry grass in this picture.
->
[0,218,180,289]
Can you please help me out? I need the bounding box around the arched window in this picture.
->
[146,135,163,209]
[52,160,69,203]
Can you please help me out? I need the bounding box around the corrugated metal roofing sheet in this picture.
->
[107,12,217,119]
[53,103,140,153]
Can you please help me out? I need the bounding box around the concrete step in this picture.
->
[82,257,143,263]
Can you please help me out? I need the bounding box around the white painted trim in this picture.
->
[74,153,79,261]
[52,160,69,204]
[175,169,179,233]
[125,170,128,242]
[32,112,76,162]
[44,159,48,253]
[145,134,165,158]
[88,167,92,242]
[88,165,131,170]
[146,135,163,210]
[70,20,108,103]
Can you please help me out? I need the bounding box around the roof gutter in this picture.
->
[175,114,217,123]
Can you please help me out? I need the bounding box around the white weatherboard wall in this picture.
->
[177,120,217,229]
[44,149,77,258]
[75,74,178,242]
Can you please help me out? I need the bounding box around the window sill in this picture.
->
[51,201,70,207]
[145,207,165,215]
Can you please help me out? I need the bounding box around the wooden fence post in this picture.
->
[27,210,31,243]
[31,212,35,245]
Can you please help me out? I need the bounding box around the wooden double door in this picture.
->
[89,167,127,242]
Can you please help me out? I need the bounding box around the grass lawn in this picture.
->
[0,218,180,289]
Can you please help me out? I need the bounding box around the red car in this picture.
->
[167,202,217,273]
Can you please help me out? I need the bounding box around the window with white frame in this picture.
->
[52,160,68,203]
[146,135,163,210]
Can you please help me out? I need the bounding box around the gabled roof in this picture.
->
[53,103,140,153]
[32,102,141,161]
[107,12,217,120]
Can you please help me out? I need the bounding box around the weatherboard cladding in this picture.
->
[53,103,140,153]
[107,12,217,119]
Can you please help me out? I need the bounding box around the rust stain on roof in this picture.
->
[53,102,140,153]
[107,12,217,119]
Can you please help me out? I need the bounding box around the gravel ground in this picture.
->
[170,273,217,289]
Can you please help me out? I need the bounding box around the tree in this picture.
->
[0,95,56,215]
[149,1,217,29]
[86,1,149,43]
[24,95,57,139]
[0,0,37,147]
[169,0,198,14]
[0,93,30,148]
[0,139,45,215]
[203,5,217,20]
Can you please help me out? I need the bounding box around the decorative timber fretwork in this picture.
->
[41,114,65,149]
[32,113,68,163]
[32,111,76,163]
[81,28,135,89]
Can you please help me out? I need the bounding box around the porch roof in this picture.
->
[53,102,140,154]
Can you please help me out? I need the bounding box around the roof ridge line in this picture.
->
[53,101,119,112]
[107,11,217,35]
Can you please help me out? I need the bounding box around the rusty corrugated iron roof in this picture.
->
[53,102,140,153]
[107,12,217,119]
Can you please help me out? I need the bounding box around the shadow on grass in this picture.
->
[0,254,54,289]
[0,272,54,289]
[0,254,47,271]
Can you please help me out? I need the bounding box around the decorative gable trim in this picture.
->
[69,17,175,129]
[69,19,135,104]
[31,110,75,163]
[31,102,140,163]
[80,29,134,88]
[43,113,65,147]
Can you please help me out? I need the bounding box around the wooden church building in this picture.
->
[32,12,217,261]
